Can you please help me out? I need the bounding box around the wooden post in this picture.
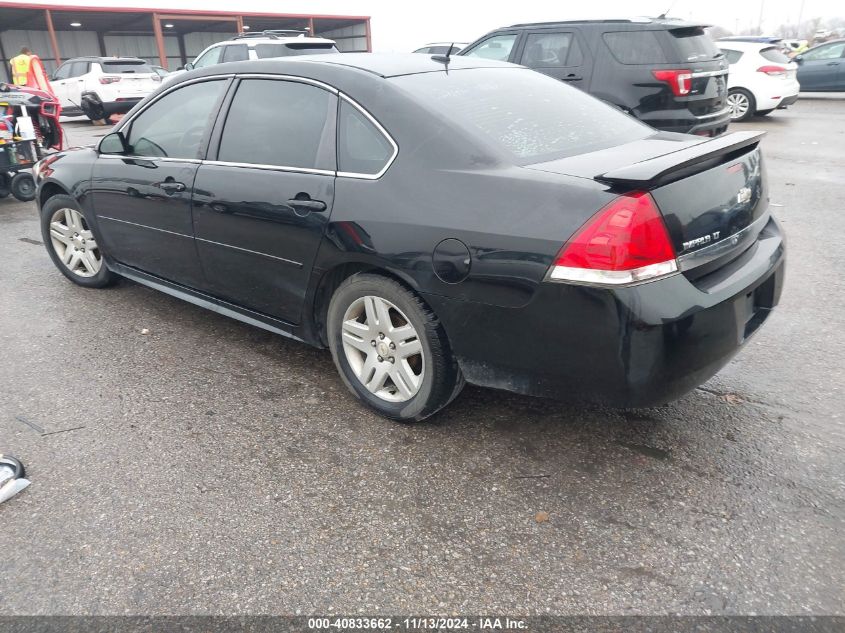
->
[152,12,167,69]
[44,9,61,65]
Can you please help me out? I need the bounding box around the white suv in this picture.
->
[166,30,338,83]
[50,57,161,119]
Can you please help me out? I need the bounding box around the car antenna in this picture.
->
[658,0,678,19]
[431,42,455,68]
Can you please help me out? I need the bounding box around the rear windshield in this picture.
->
[391,68,651,163]
[760,46,790,63]
[254,43,338,58]
[603,31,668,64]
[102,60,153,74]
[668,27,722,62]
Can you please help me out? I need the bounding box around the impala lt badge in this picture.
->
[683,230,722,251]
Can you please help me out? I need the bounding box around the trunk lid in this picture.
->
[525,131,768,276]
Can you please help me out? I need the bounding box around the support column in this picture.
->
[236,15,244,34]
[308,17,315,35]
[365,18,372,52]
[152,12,167,68]
[45,9,61,65]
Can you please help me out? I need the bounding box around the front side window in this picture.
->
[217,79,335,170]
[462,34,517,62]
[125,79,226,159]
[522,32,580,67]
[337,99,394,175]
[193,46,223,69]
[220,44,249,63]
[53,63,71,80]
[802,42,845,61]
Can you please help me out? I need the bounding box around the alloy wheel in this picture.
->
[340,295,424,402]
[727,92,750,120]
[49,208,102,277]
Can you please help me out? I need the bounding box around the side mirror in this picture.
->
[184,62,194,71]
[794,55,803,64]
[99,131,129,155]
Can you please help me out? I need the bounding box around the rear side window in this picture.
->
[463,34,517,61]
[254,43,338,58]
[126,79,226,159]
[102,60,152,73]
[218,79,336,170]
[759,46,790,63]
[603,31,667,64]
[522,32,582,67]
[193,46,222,69]
[220,45,248,63]
[668,27,722,62]
[802,41,845,61]
[392,68,651,163]
[337,99,394,176]
[721,48,744,64]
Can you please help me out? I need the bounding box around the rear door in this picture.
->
[92,78,229,288]
[797,41,845,90]
[515,29,592,88]
[192,77,337,324]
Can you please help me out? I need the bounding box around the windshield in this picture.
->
[391,67,652,163]
[102,60,153,74]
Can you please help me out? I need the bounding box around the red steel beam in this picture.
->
[44,8,61,64]
[152,12,167,68]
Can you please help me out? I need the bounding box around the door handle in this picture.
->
[158,180,186,194]
[286,197,327,213]
[563,74,583,81]
[826,61,840,66]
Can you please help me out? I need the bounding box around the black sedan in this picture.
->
[34,54,785,422]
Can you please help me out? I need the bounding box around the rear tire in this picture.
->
[40,194,116,288]
[327,273,464,422]
[727,88,756,122]
[10,172,35,201]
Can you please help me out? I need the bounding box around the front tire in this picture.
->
[327,273,464,422]
[727,88,756,122]
[40,194,116,288]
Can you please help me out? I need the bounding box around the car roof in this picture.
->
[251,52,515,78]
[717,41,783,50]
[212,37,336,46]
[66,56,147,62]
[504,17,710,30]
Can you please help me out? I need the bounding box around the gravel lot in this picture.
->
[1,98,843,616]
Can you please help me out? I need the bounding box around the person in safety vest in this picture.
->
[10,47,55,97]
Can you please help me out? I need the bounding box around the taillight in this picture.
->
[99,76,121,84]
[652,69,693,96]
[548,192,678,286]
[757,65,787,77]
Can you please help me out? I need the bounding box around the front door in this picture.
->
[798,41,845,90]
[65,60,89,108]
[192,77,337,324]
[92,78,229,287]
[50,61,73,108]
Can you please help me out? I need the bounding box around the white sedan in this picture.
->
[718,41,800,121]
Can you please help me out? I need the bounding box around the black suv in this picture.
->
[459,18,731,136]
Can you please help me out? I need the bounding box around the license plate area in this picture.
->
[741,273,776,340]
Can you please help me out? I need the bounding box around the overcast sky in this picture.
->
[23,0,843,51]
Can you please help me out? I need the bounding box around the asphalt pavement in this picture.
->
[0,99,843,616]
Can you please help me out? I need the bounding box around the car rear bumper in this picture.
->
[638,107,732,136]
[425,217,785,407]
[103,98,143,115]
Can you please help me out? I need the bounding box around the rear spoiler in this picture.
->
[596,131,765,188]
